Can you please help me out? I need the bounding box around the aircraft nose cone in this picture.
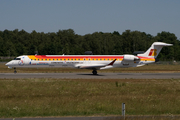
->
[5,63,9,66]
[5,62,11,66]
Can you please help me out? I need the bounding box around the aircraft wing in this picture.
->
[76,59,117,70]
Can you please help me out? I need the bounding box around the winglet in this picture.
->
[108,59,117,65]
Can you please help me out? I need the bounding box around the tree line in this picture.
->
[0,29,179,61]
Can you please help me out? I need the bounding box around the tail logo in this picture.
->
[148,49,157,56]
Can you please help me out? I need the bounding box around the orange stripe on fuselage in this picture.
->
[138,56,155,61]
[27,55,124,60]
[27,55,155,62]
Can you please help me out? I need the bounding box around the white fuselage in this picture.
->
[5,55,154,69]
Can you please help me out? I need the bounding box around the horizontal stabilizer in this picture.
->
[153,42,173,46]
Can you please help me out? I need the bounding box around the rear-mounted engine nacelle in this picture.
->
[123,55,140,61]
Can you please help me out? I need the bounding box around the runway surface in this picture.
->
[0,72,180,79]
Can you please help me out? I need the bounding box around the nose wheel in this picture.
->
[14,68,17,74]
[92,70,97,75]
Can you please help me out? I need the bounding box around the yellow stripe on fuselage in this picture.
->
[27,55,155,62]
[27,55,124,61]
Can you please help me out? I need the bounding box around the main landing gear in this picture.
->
[92,70,97,75]
[14,67,17,74]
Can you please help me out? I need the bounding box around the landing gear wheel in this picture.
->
[14,68,17,74]
[92,70,97,75]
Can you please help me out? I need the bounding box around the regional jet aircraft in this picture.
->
[5,42,172,75]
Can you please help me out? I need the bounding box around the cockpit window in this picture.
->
[14,58,21,60]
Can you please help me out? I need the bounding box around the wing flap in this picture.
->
[78,64,106,70]
[76,59,117,70]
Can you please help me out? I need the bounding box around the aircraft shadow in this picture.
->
[77,74,105,76]
[117,73,134,75]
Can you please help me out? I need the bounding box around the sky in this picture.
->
[0,0,180,39]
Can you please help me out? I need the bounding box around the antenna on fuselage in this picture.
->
[84,51,93,55]
[35,51,39,55]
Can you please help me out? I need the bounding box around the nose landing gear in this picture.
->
[92,70,97,75]
[14,67,17,74]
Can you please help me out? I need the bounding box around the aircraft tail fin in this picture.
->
[137,42,173,58]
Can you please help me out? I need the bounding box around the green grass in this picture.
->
[1,62,180,119]
[1,78,180,118]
